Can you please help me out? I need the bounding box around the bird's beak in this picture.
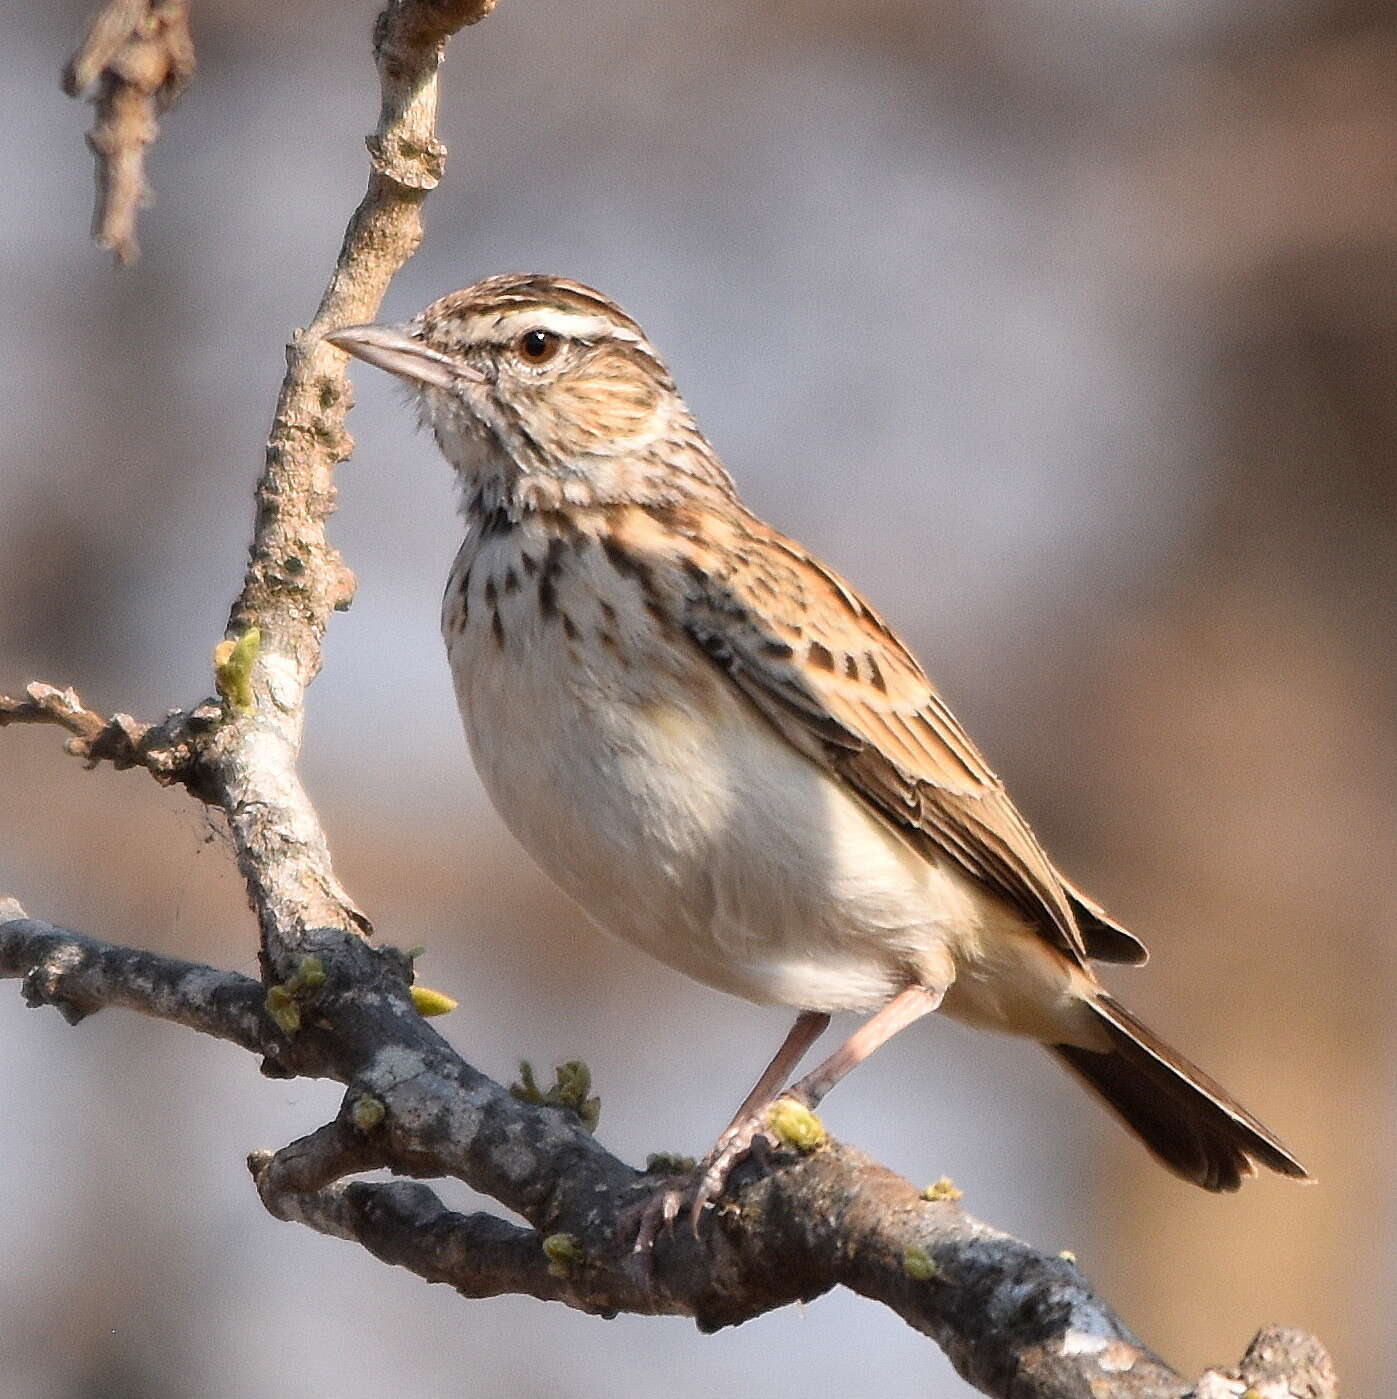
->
[326,323,484,390]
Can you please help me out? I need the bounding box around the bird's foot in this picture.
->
[685,1109,781,1231]
[630,1096,813,1261]
[628,1173,691,1262]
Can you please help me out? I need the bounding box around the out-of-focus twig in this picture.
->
[62,0,195,264]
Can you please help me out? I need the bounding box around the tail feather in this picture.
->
[1052,994,1311,1192]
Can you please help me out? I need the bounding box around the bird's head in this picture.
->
[328,274,731,512]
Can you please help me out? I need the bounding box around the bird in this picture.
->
[327,273,1309,1238]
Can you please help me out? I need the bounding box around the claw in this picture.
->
[689,1156,729,1234]
[628,1177,688,1269]
[687,1109,778,1234]
[629,1102,798,1258]
[661,1187,683,1229]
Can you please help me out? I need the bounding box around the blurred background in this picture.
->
[1,0,1393,1395]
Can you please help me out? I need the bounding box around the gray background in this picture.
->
[2,1,1393,1395]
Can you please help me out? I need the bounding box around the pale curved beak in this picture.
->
[326,323,484,390]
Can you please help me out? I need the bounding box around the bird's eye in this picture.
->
[517,329,561,366]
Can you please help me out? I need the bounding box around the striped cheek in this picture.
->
[547,368,664,449]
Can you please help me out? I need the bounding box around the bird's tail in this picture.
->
[1051,993,1311,1191]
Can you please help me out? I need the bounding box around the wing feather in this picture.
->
[672,508,1095,966]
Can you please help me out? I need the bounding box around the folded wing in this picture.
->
[676,507,1121,970]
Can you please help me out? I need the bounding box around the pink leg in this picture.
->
[634,986,945,1255]
[786,983,944,1109]
[715,1009,831,1141]
[633,1010,829,1254]
[681,987,942,1236]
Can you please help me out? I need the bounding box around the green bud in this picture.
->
[213,627,261,715]
[293,956,325,991]
[265,983,300,1035]
[410,985,457,1017]
[542,1232,580,1278]
[645,1152,697,1176]
[921,1176,962,1203]
[767,1099,826,1152]
[510,1061,543,1104]
[350,1094,385,1131]
[510,1060,600,1133]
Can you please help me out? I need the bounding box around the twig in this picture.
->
[62,0,195,263]
[1,681,130,746]
[0,681,209,777]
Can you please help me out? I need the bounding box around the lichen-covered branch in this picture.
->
[254,1171,565,1304]
[0,899,273,1050]
[62,0,195,263]
[0,903,1335,1399]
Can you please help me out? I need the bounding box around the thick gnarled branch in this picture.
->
[0,904,1335,1399]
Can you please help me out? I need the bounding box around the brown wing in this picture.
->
[672,507,1095,968]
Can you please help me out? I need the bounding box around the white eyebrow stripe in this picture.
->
[475,307,643,345]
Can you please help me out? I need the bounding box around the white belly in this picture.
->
[442,531,1098,1041]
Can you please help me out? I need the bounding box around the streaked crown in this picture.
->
[416,274,655,362]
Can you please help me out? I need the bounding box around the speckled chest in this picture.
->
[433,509,989,1013]
[440,513,697,711]
[437,512,733,873]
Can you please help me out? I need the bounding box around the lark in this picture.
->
[329,275,1308,1239]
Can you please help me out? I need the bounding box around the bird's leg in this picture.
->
[633,1009,829,1255]
[783,982,943,1111]
[684,985,943,1233]
[702,1008,832,1166]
